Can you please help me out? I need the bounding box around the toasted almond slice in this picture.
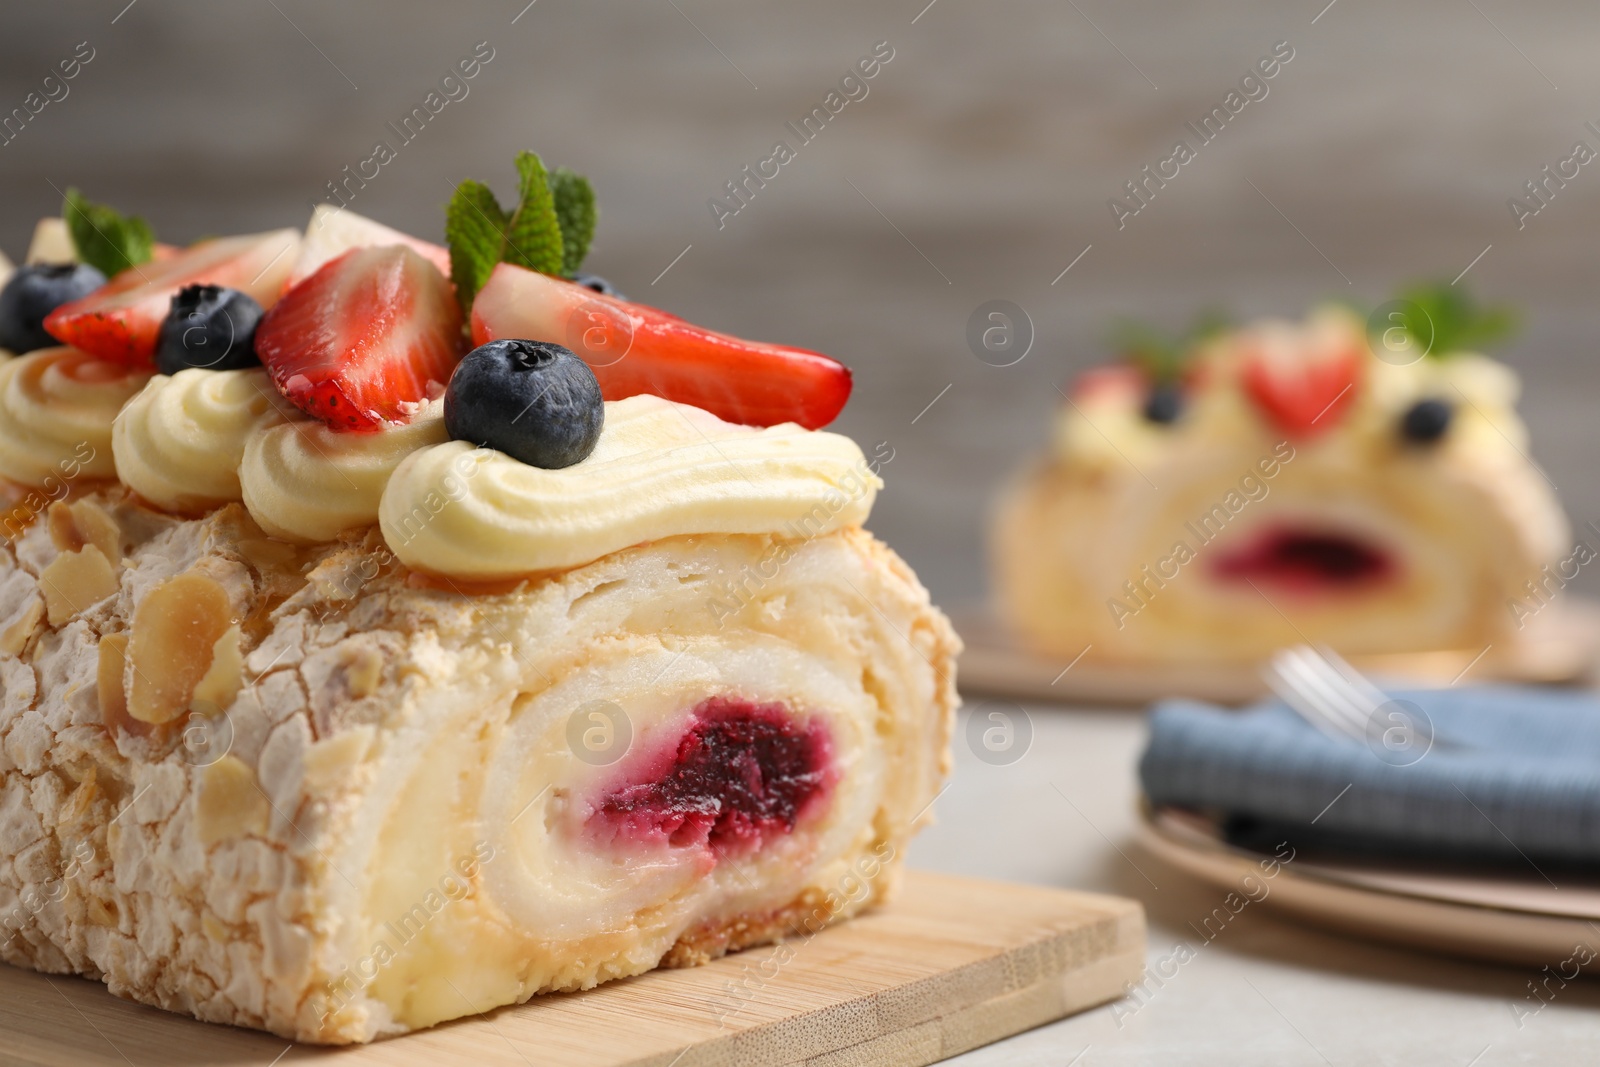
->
[191,625,243,716]
[97,633,129,731]
[39,545,119,626]
[0,595,44,656]
[196,755,269,845]
[45,502,75,552]
[47,500,122,567]
[340,645,383,699]
[301,725,374,794]
[127,572,235,725]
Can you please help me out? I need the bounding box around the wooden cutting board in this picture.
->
[0,870,1144,1067]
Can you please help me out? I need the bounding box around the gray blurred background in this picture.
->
[3,0,1596,604]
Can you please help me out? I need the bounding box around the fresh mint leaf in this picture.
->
[448,151,601,315]
[444,151,577,312]
[1112,309,1231,381]
[62,187,155,278]
[1186,308,1232,347]
[446,179,510,312]
[504,150,566,278]
[1391,282,1517,358]
[547,166,596,276]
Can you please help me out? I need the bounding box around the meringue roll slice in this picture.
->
[0,193,957,1046]
[0,491,957,1044]
[993,306,1570,664]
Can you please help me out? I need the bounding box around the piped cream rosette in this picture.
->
[59,361,881,584]
[0,347,150,488]
[113,369,297,511]
[379,394,881,579]
[239,400,448,542]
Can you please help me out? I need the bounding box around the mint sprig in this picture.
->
[547,166,595,277]
[446,151,596,311]
[446,180,524,310]
[504,151,567,277]
[1111,309,1231,382]
[1382,282,1517,359]
[62,188,155,278]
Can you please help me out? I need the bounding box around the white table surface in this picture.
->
[908,703,1600,1066]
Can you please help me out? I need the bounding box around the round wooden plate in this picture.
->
[952,597,1600,706]
[1134,804,1600,968]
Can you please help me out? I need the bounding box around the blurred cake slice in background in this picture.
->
[992,291,1571,665]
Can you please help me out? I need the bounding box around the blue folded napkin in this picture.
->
[1139,686,1600,865]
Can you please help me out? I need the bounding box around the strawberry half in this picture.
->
[286,205,451,292]
[470,263,852,429]
[1240,332,1363,438]
[255,246,463,431]
[43,229,301,366]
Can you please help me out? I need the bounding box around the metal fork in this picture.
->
[1263,645,1396,744]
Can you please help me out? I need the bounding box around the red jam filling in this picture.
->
[1212,526,1394,593]
[588,697,834,858]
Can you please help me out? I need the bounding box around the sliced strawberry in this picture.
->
[255,246,462,431]
[470,263,852,429]
[1240,332,1363,438]
[44,229,301,366]
[286,205,451,292]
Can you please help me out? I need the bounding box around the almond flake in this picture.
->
[127,573,236,725]
[39,545,118,626]
[196,755,269,845]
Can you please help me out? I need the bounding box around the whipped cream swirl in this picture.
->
[0,347,151,488]
[0,347,881,584]
[240,399,448,542]
[379,394,879,579]
[113,369,295,511]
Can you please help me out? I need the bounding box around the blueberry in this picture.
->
[155,285,264,374]
[0,262,106,353]
[573,273,625,301]
[1400,398,1452,444]
[444,339,604,469]
[1142,381,1184,424]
